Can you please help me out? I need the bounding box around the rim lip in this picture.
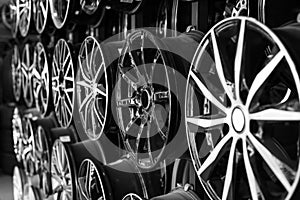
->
[78,158,107,200]
[80,0,100,15]
[12,44,22,102]
[21,43,34,107]
[49,0,70,29]
[13,166,25,200]
[185,16,300,200]
[10,0,20,38]
[34,42,50,117]
[18,0,31,37]
[33,0,49,34]
[50,139,74,200]
[51,38,75,128]
[116,29,171,169]
[76,36,108,140]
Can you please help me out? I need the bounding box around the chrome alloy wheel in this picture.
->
[33,0,49,33]
[186,17,300,200]
[12,45,22,102]
[49,0,70,29]
[18,0,31,37]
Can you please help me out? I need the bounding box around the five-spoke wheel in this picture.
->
[186,17,300,200]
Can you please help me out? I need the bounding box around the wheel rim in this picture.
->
[12,45,22,102]
[49,0,70,29]
[10,0,19,38]
[77,36,108,140]
[18,0,31,37]
[231,0,249,17]
[52,39,74,128]
[23,117,36,175]
[34,126,50,194]
[51,140,74,200]
[80,0,100,15]
[122,193,144,200]
[33,0,48,33]
[33,42,50,117]
[13,166,25,200]
[12,107,24,163]
[186,17,300,200]
[22,43,34,107]
[78,159,106,200]
[116,30,172,169]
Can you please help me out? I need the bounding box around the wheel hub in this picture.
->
[141,88,152,110]
[231,107,246,133]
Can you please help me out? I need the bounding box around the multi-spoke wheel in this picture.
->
[12,45,22,102]
[33,42,50,117]
[122,193,144,200]
[18,0,31,37]
[9,0,19,38]
[52,39,75,128]
[51,140,76,200]
[13,166,27,200]
[78,159,109,200]
[33,0,49,33]
[21,43,34,108]
[116,29,175,169]
[186,17,300,200]
[34,126,51,196]
[24,185,42,200]
[76,36,108,140]
[12,107,25,163]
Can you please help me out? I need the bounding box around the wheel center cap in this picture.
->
[232,107,245,133]
[141,89,151,109]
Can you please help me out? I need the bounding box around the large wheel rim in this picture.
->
[12,45,22,102]
[34,126,51,195]
[10,0,19,38]
[12,107,24,163]
[23,117,36,175]
[122,193,144,200]
[33,0,49,34]
[18,0,31,37]
[78,159,106,200]
[76,36,108,140]
[33,42,50,117]
[80,0,100,15]
[186,17,300,200]
[116,29,172,169]
[52,39,74,128]
[49,0,70,29]
[51,140,75,200]
[13,166,26,200]
[22,43,34,107]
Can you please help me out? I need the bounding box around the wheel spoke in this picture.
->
[78,58,92,83]
[246,51,285,107]
[79,92,93,112]
[125,116,139,133]
[186,115,227,129]
[247,133,293,192]
[135,122,145,152]
[250,108,300,121]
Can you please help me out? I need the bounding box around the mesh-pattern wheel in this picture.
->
[12,45,22,102]
[33,42,50,117]
[18,0,31,37]
[13,166,27,200]
[76,36,108,140]
[9,0,19,38]
[33,0,49,34]
[21,43,34,108]
[116,29,173,169]
[78,159,107,200]
[122,193,144,200]
[12,107,25,163]
[49,0,70,29]
[80,0,100,15]
[51,140,76,200]
[186,17,300,200]
[52,39,75,128]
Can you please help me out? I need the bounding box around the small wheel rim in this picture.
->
[33,42,50,117]
[34,126,50,185]
[10,0,19,38]
[22,43,34,107]
[116,29,171,169]
[12,45,22,102]
[51,140,74,200]
[122,193,144,200]
[78,159,106,200]
[80,0,100,15]
[33,0,48,34]
[49,0,70,29]
[18,0,31,37]
[23,117,36,175]
[13,166,25,200]
[52,39,74,128]
[76,36,108,140]
[186,17,300,200]
[12,107,24,163]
